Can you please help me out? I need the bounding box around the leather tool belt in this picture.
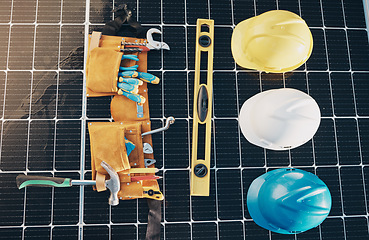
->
[86,32,163,201]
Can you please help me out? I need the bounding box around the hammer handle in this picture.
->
[16,174,72,189]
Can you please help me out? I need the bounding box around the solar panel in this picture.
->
[0,0,369,239]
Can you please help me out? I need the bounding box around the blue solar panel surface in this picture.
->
[0,0,369,239]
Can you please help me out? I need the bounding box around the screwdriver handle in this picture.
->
[16,174,72,189]
[119,71,160,84]
[117,90,146,104]
[121,54,140,61]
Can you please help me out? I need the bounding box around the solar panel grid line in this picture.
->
[55,1,63,124]
[310,118,324,238]
[310,26,368,30]
[338,2,362,143]
[325,3,362,238]
[229,4,247,237]
[79,0,91,239]
[182,0,192,239]
[357,130,369,221]
[0,0,14,172]
[211,122,219,227]
[315,12,342,234]
[232,47,247,238]
[148,69,369,74]
[7,1,26,239]
[0,23,88,26]
[211,77,220,231]
[0,69,84,72]
[26,0,39,173]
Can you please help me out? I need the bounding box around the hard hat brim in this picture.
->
[239,91,284,151]
[231,18,258,70]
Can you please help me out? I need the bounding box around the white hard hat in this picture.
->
[239,88,321,150]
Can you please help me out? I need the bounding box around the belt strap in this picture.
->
[89,31,102,54]
[101,5,161,239]
[145,199,161,240]
[96,172,107,192]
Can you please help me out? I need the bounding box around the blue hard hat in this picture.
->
[247,168,332,234]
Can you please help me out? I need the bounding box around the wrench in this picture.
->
[144,159,156,167]
[142,116,175,136]
[121,28,170,52]
[146,28,170,50]
[143,142,154,154]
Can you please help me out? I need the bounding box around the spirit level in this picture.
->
[190,19,214,196]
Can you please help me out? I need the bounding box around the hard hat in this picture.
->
[247,168,332,234]
[231,10,313,73]
[238,88,321,150]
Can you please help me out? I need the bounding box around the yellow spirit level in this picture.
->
[190,19,214,196]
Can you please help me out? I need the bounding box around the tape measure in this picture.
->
[190,19,214,196]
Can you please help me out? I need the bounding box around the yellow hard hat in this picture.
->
[231,10,313,73]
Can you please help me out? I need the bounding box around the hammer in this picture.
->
[16,161,121,206]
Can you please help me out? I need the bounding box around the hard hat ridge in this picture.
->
[247,168,332,234]
[239,88,321,151]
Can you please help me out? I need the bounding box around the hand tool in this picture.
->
[140,117,175,167]
[146,28,170,50]
[143,143,154,154]
[117,57,141,95]
[116,52,155,104]
[142,117,175,136]
[121,47,149,53]
[118,71,160,84]
[118,77,143,86]
[117,90,146,103]
[16,161,121,206]
[122,168,158,174]
[144,159,156,167]
[117,82,139,94]
[131,175,161,181]
[191,19,214,196]
[121,55,139,61]
[119,65,139,71]
[121,45,151,52]
[120,28,170,52]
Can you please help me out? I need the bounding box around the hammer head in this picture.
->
[100,161,120,206]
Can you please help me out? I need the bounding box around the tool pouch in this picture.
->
[88,121,163,200]
[86,48,122,94]
[88,122,131,183]
[86,33,148,97]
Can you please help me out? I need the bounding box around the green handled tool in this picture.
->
[16,175,75,189]
[16,161,121,206]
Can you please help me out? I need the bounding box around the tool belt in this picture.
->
[85,5,163,238]
[85,31,162,200]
